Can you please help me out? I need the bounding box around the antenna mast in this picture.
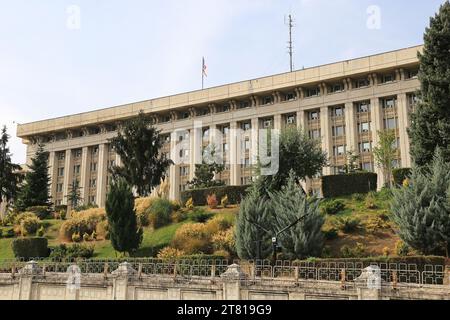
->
[286,14,294,72]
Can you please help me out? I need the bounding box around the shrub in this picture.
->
[207,194,218,209]
[50,243,94,260]
[3,228,14,238]
[156,247,185,260]
[221,195,229,208]
[148,198,173,229]
[382,247,390,257]
[59,208,106,241]
[211,228,235,255]
[365,215,391,234]
[393,168,412,186]
[134,197,156,216]
[91,230,97,240]
[136,210,150,227]
[190,208,213,223]
[395,240,410,257]
[54,205,68,214]
[205,215,234,235]
[322,173,377,198]
[181,185,249,206]
[351,193,365,202]
[172,223,211,254]
[26,206,50,220]
[82,232,91,242]
[365,192,378,209]
[37,226,45,237]
[96,220,109,240]
[170,201,181,211]
[334,217,360,234]
[171,210,188,223]
[19,215,41,236]
[12,237,49,259]
[340,243,366,258]
[72,233,81,243]
[0,229,2,238]
[185,197,194,209]
[321,199,345,215]
[322,226,339,240]
[74,203,99,212]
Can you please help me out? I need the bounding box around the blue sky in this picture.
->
[0,0,446,163]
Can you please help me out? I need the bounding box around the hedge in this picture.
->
[393,168,412,186]
[321,173,377,198]
[181,185,250,206]
[11,237,50,260]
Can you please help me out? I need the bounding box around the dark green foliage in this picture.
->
[26,206,51,220]
[109,111,172,197]
[11,237,49,260]
[181,185,249,206]
[49,244,94,261]
[323,227,338,240]
[188,145,225,189]
[321,173,377,198]
[3,228,14,238]
[340,243,367,258]
[189,208,214,223]
[66,180,82,209]
[391,149,450,256]
[409,2,450,166]
[0,126,22,207]
[105,178,143,255]
[148,198,173,229]
[334,217,361,234]
[321,199,345,215]
[16,144,51,211]
[257,126,327,194]
[392,168,412,186]
[235,186,273,260]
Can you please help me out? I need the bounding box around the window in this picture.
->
[285,92,296,101]
[306,88,319,97]
[179,167,189,176]
[90,179,97,188]
[89,196,96,204]
[335,166,346,174]
[244,139,250,151]
[286,115,296,125]
[358,122,371,133]
[309,111,319,121]
[263,120,272,129]
[384,118,398,130]
[242,122,251,131]
[222,126,230,135]
[262,96,273,105]
[56,183,63,193]
[354,78,370,88]
[332,126,345,137]
[74,149,82,158]
[406,69,418,79]
[90,163,97,172]
[57,152,65,161]
[359,142,372,153]
[309,129,321,140]
[58,167,65,177]
[217,105,230,113]
[238,101,250,109]
[108,160,116,169]
[333,107,344,117]
[73,165,81,175]
[381,74,395,84]
[333,145,346,156]
[91,146,99,155]
[181,112,190,119]
[382,98,396,109]
[362,162,373,172]
[392,138,400,150]
[357,102,370,113]
[162,115,171,123]
[203,129,210,139]
[223,143,229,152]
[244,158,250,168]
[56,199,63,206]
[391,159,400,168]
[330,83,344,93]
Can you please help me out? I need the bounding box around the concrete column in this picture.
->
[297,110,307,132]
[370,97,384,189]
[96,144,108,207]
[345,102,357,153]
[397,93,411,168]
[169,132,179,201]
[274,114,282,132]
[229,121,240,186]
[189,123,202,181]
[115,153,122,167]
[320,106,332,176]
[251,118,259,167]
[220,264,247,300]
[80,147,90,205]
[111,262,136,300]
[48,151,58,204]
[62,149,73,205]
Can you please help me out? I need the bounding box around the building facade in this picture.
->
[16,45,422,207]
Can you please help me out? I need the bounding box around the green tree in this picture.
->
[188,145,225,189]
[409,2,450,166]
[344,150,360,174]
[0,126,22,214]
[109,111,172,197]
[373,130,397,188]
[391,149,450,257]
[235,184,273,260]
[66,180,82,209]
[105,177,143,256]
[269,172,324,260]
[257,126,327,194]
[16,144,51,211]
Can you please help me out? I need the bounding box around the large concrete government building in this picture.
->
[17,45,422,207]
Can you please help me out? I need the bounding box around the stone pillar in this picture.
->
[96,144,108,207]
[17,261,42,300]
[62,149,73,205]
[169,132,179,201]
[115,153,122,167]
[345,102,357,153]
[251,118,259,166]
[274,114,282,132]
[320,106,332,176]
[80,147,90,205]
[220,264,248,300]
[297,110,307,132]
[230,121,240,186]
[189,122,203,181]
[112,262,136,300]
[397,93,411,168]
[48,151,58,204]
[370,97,384,189]
[355,267,384,300]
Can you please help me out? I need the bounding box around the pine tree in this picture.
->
[0,126,22,215]
[391,149,450,256]
[105,177,142,255]
[66,180,82,209]
[109,111,172,197]
[16,144,51,211]
[373,130,397,188]
[409,1,450,166]
[235,184,273,260]
[188,145,225,189]
[269,172,324,260]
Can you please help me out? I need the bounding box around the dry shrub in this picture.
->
[60,208,106,242]
[157,247,185,260]
[211,228,235,254]
[13,212,41,236]
[207,194,218,209]
[171,223,211,254]
[95,220,110,240]
[205,215,234,235]
[135,197,156,216]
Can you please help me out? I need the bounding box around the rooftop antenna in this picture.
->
[285,14,295,72]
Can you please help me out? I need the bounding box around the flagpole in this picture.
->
[202,57,204,90]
